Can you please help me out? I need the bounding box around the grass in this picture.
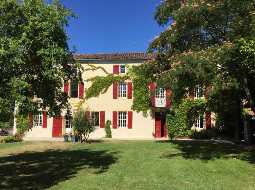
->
[0,140,255,190]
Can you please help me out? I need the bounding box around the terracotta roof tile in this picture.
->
[74,52,155,61]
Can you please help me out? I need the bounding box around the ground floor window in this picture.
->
[195,114,205,129]
[33,112,42,128]
[118,111,127,128]
[91,112,99,127]
[65,114,72,130]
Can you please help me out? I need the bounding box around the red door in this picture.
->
[155,112,166,138]
[52,117,62,137]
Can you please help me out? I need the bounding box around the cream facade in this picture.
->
[22,53,167,140]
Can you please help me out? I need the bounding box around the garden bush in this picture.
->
[105,120,112,138]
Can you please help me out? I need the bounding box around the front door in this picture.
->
[155,112,167,138]
[52,117,62,137]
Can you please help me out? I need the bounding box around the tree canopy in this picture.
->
[0,0,76,118]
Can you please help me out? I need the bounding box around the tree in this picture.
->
[0,0,77,119]
[72,109,95,143]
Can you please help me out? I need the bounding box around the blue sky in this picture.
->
[57,0,166,53]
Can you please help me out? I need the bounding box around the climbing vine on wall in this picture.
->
[167,99,207,140]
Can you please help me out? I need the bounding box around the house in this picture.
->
[18,52,212,140]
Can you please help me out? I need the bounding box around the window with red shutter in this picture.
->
[113,65,119,74]
[113,82,118,99]
[128,111,133,129]
[127,82,132,99]
[43,111,47,128]
[64,82,69,94]
[112,111,117,129]
[100,111,105,128]
[79,82,84,99]
[149,83,156,107]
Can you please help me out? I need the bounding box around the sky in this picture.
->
[56,0,166,54]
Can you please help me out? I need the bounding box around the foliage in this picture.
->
[105,120,112,138]
[0,135,22,143]
[16,114,29,136]
[86,74,128,99]
[72,109,95,143]
[190,128,218,140]
[0,0,77,116]
[167,99,207,140]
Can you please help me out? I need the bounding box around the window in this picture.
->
[65,112,72,129]
[91,112,99,127]
[195,85,204,98]
[118,112,127,128]
[118,82,127,97]
[70,80,78,98]
[195,114,205,129]
[33,112,42,128]
[155,88,165,99]
[120,65,126,73]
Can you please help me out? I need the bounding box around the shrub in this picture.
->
[1,135,22,143]
[16,114,29,136]
[72,109,95,143]
[190,128,217,139]
[105,120,112,138]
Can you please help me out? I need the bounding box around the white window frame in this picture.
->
[120,65,126,74]
[194,85,204,99]
[118,82,127,98]
[33,112,43,128]
[195,113,206,129]
[65,115,72,129]
[91,112,100,127]
[155,88,166,99]
[118,112,127,128]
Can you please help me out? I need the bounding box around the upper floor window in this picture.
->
[91,112,99,127]
[194,85,204,98]
[155,88,165,99]
[120,65,126,74]
[33,112,42,128]
[70,80,78,98]
[118,111,127,128]
[118,82,127,97]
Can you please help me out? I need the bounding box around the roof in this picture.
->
[74,52,155,61]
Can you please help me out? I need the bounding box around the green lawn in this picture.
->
[0,140,255,190]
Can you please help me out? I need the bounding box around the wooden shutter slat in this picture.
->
[112,111,117,129]
[100,111,105,128]
[205,112,211,129]
[64,82,69,94]
[127,82,132,99]
[128,111,133,129]
[166,89,172,108]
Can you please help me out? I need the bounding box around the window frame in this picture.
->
[195,113,205,129]
[33,112,43,128]
[120,65,126,74]
[155,88,166,99]
[91,111,100,127]
[70,80,79,98]
[118,82,127,98]
[65,113,72,129]
[194,85,204,99]
[118,111,127,128]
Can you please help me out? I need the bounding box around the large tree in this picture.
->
[0,0,76,120]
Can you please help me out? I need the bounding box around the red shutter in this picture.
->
[113,65,119,74]
[112,111,117,129]
[79,82,84,99]
[166,89,172,108]
[43,111,47,128]
[128,111,133,129]
[127,82,133,99]
[149,83,156,107]
[113,82,118,99]
[205,112,211,129]
[100,111,105,128]
[64,82,69,94]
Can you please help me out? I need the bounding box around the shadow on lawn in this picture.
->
[160,140,255,164]
[0,148,118,190]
